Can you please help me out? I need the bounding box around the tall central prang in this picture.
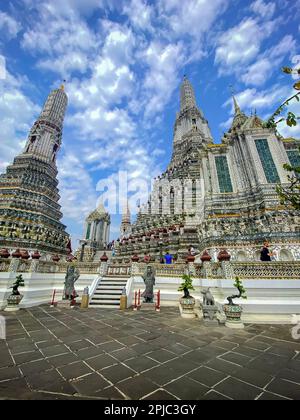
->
[116,76,300,262]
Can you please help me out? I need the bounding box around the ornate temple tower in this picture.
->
[120,202,131,238]
[116,77,300,262]
[170,76,213,169]
[78,203,111,261]
[0,85,69,256]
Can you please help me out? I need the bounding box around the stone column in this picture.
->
[221,261,233,279]
[202,261,212,278]
[99,261,108,276]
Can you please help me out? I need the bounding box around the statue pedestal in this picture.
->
[80,295,89,309]
[140,303,156,311]
[57,300,73,309]
[201,304,219,325]
[120,295,127,310]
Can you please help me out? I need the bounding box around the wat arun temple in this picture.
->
[0,78,300,263]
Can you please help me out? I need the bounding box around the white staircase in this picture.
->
[89,275,129,308]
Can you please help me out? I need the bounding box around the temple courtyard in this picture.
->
[0,306,299,400]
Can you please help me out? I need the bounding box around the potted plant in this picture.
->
[5,275,25,312]
[178,274,196,318]
[223,277,247,329]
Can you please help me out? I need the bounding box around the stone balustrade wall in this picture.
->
[1,257,300,280]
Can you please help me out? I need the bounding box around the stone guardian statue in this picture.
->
[64,263,80,300]
[141,265,156,303]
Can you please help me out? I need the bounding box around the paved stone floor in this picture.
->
[0,306,300,400]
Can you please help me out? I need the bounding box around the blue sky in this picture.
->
[0,0,299,247]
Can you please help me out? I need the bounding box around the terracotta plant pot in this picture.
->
[223,304,244,329]
[179,296,196,319]
[131,254,139,262]
[5,294,23,312]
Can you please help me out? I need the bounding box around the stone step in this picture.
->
[90,299,120,304]
[99,283,127,287]
[92,294,122,300]
[89,303,120,308]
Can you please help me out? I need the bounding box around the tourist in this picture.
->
[260,241,274,262]
[164,252,173,265]
[144,253,151,263]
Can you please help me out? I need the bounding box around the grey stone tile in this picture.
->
[76,347,103,360]
[111,347,139,362]
[25,369,65,390]
[98,341,125,353]
[71,372,110,396]
[165,376,209,400]
[147,349,177,363]
[232,346,263,359]
[0,377,33,399]
[205,358,239,375]
[247,353,289,375]
[123,356,159,373]
[277,368,300,384]
[219,352,252,367]
[19,359,52,376]
[214,377,262,400]
[0,366,22,382]
[141,366,180,387]
[256,392,290,400]
[101,364,136,384]
[189,366,227,387]
[266,378,300,400]
[143,389,177,400]
[245,340,272,351]
[94,386,126,400]
[58,361,93,380]
[14,350,44,365]
[201,390,232,400]
[48,353,79,368]
[232,366,273,388]
[116,375,159,399]
[212,340,238,351]
[132,342,159,355]
[41,344,69,357]
[86,354,117,370]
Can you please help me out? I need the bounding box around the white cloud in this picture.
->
[250,0,276,19]
[0,58,39,172]
[224,84,291,116]
[58,152,98,224]
[215,16,279,76]
[158,0,228,40]
[123,0,154,31]
[0,55,6,80]
[0,11,21,39]
[276,93,300,139]
[38,51,89,76]
[241,35,296,86]
[140,41,186,117]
